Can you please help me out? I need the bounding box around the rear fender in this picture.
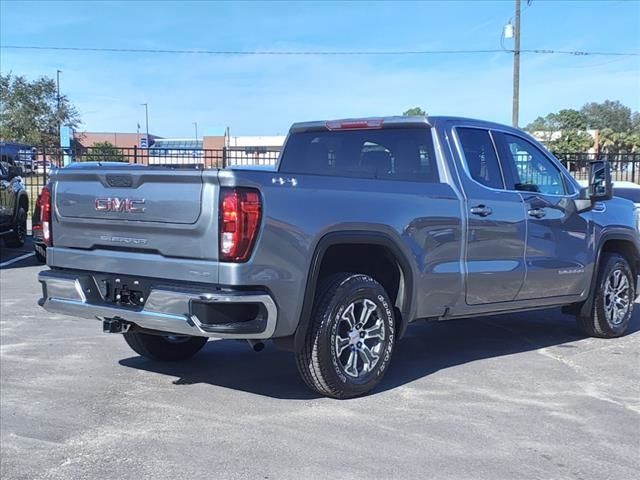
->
[291,231,416,352]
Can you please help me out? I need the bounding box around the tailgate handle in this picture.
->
[106,175,133,188]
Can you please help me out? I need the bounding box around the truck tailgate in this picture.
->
[51,166,220,260]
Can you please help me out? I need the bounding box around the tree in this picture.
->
[402,107,426,116]
[525,109,587,132]
[0,73,80,147]
[631,111,640,133]
[581,100,632,132]
[526,116,550,132]
[596,129,637,155]
[83,141,125,162]
[550,109,587,130]
[525,109,590,147]
[547,130,594,156]
[526,101,639,154]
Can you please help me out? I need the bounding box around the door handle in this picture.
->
[528,208,546,219]
[470,205,492,217]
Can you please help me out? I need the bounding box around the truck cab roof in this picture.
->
[289,115,526,134]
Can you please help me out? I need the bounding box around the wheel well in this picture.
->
[285,234,415,353]
[317,243,405,314]
[601,239,640,280]
[572,237,640,319]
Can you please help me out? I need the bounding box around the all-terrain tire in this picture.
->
[295,273,396,399]
[577,253,635,338]
[4,207,27,248]
[123,331,208,361]
[34,249,46,263]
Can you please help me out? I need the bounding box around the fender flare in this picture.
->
[578,228,640,318]
[292,230,416,352]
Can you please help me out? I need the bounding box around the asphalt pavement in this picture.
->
[1,246,638,479]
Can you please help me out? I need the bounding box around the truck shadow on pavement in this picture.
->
[0,237,42,270]
[119,307,639,400]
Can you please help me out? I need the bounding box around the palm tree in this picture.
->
[597,128,616,155]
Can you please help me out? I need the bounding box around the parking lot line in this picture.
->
[0,252,35,268]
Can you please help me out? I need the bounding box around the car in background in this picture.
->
[1,142,34,175]
[612,181,640,231]
[0,160,28,248]
[32,183,51,263]
[613,181,640,202]
[34,160,56,175]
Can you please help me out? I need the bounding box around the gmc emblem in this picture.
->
[95,197,146,213]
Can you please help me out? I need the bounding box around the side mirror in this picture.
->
[7,165,23,180]
[589,160,612,201]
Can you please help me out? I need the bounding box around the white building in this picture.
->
[225,135,286,166]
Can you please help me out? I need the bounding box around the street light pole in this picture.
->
[193,122,198,141]
[56,70,62,142]
[512,0,521,128]
[56,70,61,111]
[141,103,149,147]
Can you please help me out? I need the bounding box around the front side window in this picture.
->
[495,133,566,195]
[278,127,438,182]
[456,128,504,189]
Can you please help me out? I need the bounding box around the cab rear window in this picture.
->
[278,128,438,182]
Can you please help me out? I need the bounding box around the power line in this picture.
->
[1,45,638,57]
[521,48,638,56]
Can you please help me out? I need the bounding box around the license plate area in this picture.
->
[92,273,152,308]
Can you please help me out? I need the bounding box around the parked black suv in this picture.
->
[0,160,28,248]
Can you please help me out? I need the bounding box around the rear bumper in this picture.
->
[38,269,277,339]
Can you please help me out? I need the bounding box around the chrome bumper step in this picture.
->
[38,270,277,339]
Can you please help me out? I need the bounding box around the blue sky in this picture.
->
[1,0,638,137]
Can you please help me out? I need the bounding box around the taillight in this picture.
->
[219,187,262,262]
[40,185,52,246]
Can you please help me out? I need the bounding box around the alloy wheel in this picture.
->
[334,298,386,378]
[604,268,631,326]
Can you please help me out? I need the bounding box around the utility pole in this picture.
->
[141,103,149,147]
[193,121,198,141]
[512,0,521,128]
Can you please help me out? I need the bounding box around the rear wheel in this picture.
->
[5,207,26,248]
[123,331,208,361]
[577,253,635,338]
[34,248,46,263]
[295,273,396,399]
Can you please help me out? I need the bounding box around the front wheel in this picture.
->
[577,253,635,338]
[123,331,208,361]
[295,273,396,399]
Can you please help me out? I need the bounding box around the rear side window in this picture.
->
[278,128,438,182]
[456,128,503,189]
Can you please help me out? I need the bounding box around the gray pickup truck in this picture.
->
[38,116,639,398]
